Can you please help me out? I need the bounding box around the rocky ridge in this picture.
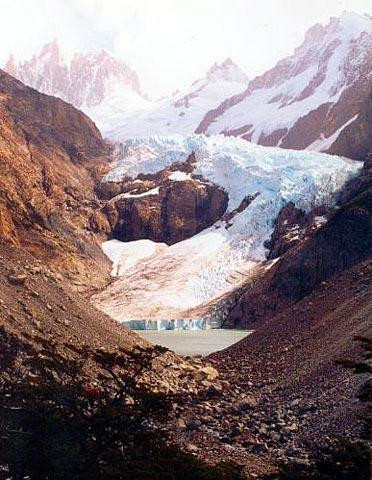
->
[5,40,145,108]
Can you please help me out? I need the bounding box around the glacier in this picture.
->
[94,134,361,327]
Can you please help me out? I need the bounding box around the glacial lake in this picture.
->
[135,329,253,357]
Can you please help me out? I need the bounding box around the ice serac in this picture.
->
[4,40,150,132]
[93,134,361,327]
[197,12,372,159]
[105,58,248,139]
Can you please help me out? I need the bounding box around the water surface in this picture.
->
[136,329,252,356]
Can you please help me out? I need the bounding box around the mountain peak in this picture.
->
[206,58,248,84]
[197,11,371,159]
[4,54,16,75]
[39,38,63,62]
[42,37,59,50]
[324,10,372,39]
[4,40,147,111]
[304,11,371,43]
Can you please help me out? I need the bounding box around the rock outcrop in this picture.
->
[99,154,228,245]
[264,203,332,260]
[108,181,228,245]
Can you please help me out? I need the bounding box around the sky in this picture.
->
[0,0,370,98]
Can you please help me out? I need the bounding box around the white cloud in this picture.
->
[0,0,370,97]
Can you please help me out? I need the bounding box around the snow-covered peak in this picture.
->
[303,12,370,44]
[337,11,371,33]
[39,38,62,61]
[4,40,148,122]
[105,60,248,140]
[197,12,371,154]
[188,58,248,92]
[68,48,144,108]
[205,58,249,84]
[5,39,65,79]
[254,11,371,93]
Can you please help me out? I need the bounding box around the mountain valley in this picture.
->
[0,8,371,480]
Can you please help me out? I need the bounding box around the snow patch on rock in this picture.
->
[122,187,160,198]
[307,114,359,151]
[168,171,192,181]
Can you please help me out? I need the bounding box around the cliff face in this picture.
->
[0,69,111,288]
[99,155,228,245]
[107,181,228,245]
[326,82,372,160]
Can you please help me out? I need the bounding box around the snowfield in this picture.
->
[93,135,361,325]
[103,59,248,139]
[84,79,151,134]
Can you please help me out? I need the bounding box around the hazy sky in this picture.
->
[0,0,370,98]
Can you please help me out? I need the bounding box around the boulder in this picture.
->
[8,273,28,286]
[236,396,258,411]
[194,366,219,381]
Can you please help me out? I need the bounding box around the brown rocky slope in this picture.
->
[197,259,371,476]
[0,68,112,289]
[182,154,371,473]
